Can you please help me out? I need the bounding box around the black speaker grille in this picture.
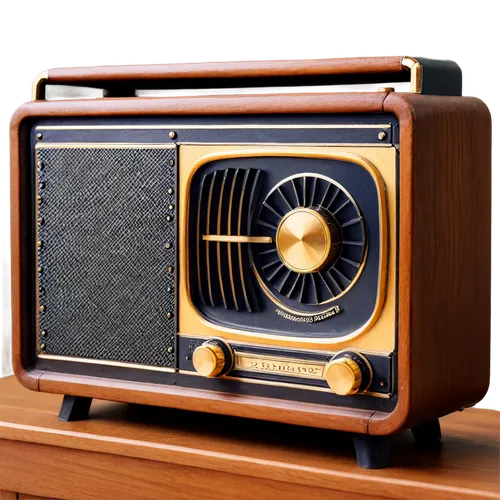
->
[36,146,176,367]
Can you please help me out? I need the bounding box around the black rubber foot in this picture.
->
[411,419,441,447]
[353,434,391,469]
[58,395,93,422]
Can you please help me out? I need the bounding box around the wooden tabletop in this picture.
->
[0,375,498,500]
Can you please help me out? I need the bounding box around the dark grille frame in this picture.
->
[36,145,177,367]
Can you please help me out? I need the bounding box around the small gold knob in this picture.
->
[325,357,363,395]
[193,342,226,378]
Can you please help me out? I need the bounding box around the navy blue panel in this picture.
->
[32,113,398,146]
[178,336,393,396]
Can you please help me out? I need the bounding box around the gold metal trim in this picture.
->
[402,56,423,93]
[237,171,251,311]
[32,70,49,101]
[203,235,272,243]
[182,142,392,148]
[37,124,392,131]
[205,173,217,306]
[179,145,396,352]
[227,171,240,309]
[234,351,325,380]
[35,140,392,150]
[216,172,228,307]
[177,369,390,398]
[35,143,177,150]
[38,354,176,373]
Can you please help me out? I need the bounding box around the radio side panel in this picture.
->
[370,94,492,434]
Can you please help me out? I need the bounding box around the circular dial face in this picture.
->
[253,173,367,313]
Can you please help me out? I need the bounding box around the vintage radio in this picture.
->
[11,57,491,468]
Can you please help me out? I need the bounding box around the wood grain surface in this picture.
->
[45,56,406,87]
[0,376,498,500]
[0,491,17,500]
[371,93,492,434]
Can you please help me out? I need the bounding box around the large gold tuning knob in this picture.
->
[192,340,232,378]
[325,357,363,396]
[276,207,342,274]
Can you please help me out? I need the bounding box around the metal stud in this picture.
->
[166,215,173,222]
[165,242,172,249]
[40,343,46,350]
[39,181,46,189]
[169,159,175,167]
[167,286,173,293]
[40,330,47,337]
[167,266,174,273]
[378,131,387,141]
[377,87,395,93]
[38,217,44,226]
[37,161,45,170]
[167,347,173,354]
[38,266,43,273]
[39,305,46,312]
[37,240,43,248]
[168,204,174,210]
[37,195,43,205]
[168,131,177,140]
[167,188,174,195]
[36,132,43,140]
[167,312,173,319]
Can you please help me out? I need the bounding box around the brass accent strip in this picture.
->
[237,170,252,311]
[35,143,176,150]
[203,235,272,243]
[234,352,325,380]
[227,170,240,310]
[401,56,423,93]
[37,124,392,130]
[205,172,217,307]
[181,142,392,148]
[35,140,391,149]
[38,354,176,373]
[32,70,49,101]
[216,171,228,308]
[177,369,390,398]
[196,175,206,305]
